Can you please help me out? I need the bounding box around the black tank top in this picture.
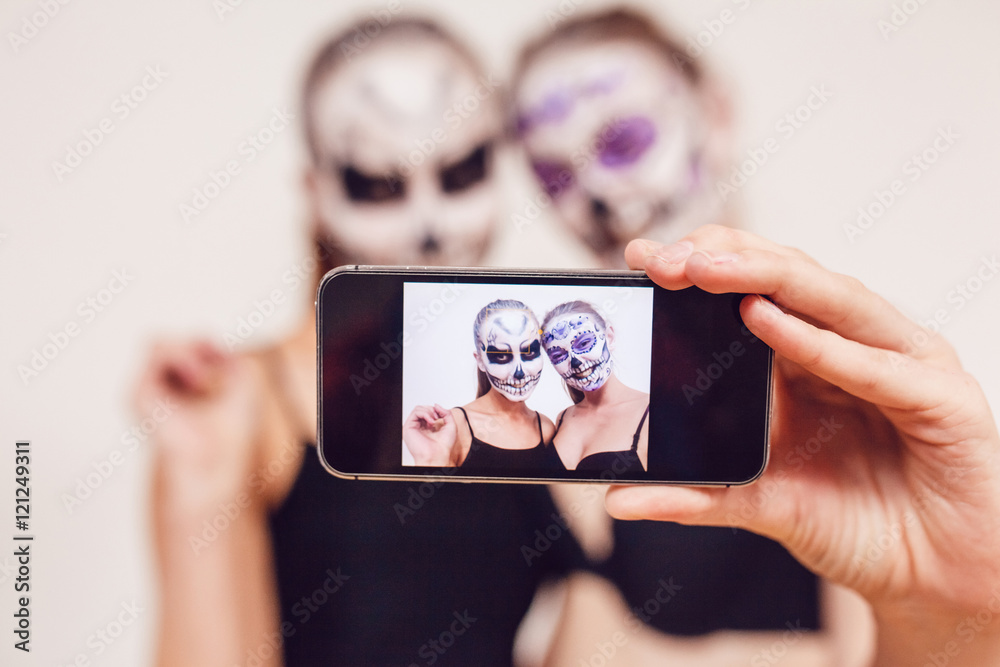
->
[269,451,584,665]
[553,403,820,634]
[557,405,648,473]
[457,407,566,470]
[264,349,585,665]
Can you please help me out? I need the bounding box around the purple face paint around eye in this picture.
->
[519,70,625,135]
[532,160,575,199]
[518,89,574,135]
[571,331,597,355]
[546,346,568,365]
[599,116,658,168]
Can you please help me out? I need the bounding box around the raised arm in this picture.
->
[136,341,283,667]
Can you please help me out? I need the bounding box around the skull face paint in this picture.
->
[475,308,544,401]
[542,312,613,392]
[515,39,723,264]
[309,29,501,265]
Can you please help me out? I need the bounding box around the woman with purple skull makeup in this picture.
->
[540,301,649,472]
[510,8,828,666]
[512,8,734,269]
[403,299,565,469]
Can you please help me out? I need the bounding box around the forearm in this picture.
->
[154,469,282,667]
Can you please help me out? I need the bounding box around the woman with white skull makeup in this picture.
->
[303,16,503,269]
[540,301,649,472]
[403,299,565,469]
[139,17,586,667]
[512,8,734,268]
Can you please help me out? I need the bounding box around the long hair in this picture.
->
[541,301,609,404]
[473,299,539,398]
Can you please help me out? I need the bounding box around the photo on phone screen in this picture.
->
[317,267,771,485]
[401,282,654,467]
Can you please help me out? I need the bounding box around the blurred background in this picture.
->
[1,0,998,664]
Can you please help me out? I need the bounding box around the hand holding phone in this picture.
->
[605,226,1000,666]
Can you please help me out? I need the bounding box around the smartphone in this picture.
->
[316,266,771,485]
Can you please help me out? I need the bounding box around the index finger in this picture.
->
[629,231,952,361]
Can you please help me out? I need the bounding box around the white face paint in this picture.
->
[310,34,501,265]
[476,309,543,402]
[542,311,613,392]
[516,40,722,264]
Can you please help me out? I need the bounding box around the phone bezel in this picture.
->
[316,265,772,486]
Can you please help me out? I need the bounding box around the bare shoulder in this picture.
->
[538,412,557,442]
[449,405,468,425]
[450,406,471,437]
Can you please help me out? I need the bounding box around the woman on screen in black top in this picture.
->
[403,298,564,469]
[541,301,649,472]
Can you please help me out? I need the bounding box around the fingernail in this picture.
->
[757,295,784,315]
[697,250,740,264]
[633,239,662,255]
[654,241,694,264]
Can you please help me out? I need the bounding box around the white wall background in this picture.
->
[1,0,998,664]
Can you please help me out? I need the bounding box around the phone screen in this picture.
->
[318,268,771,485]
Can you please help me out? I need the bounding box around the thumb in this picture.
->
[604,475,795,543]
